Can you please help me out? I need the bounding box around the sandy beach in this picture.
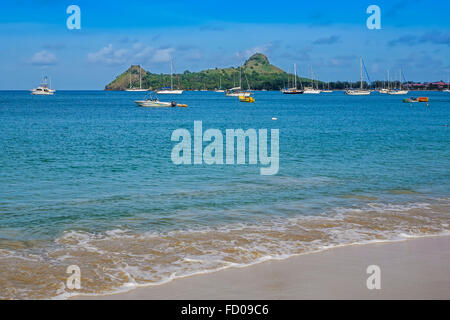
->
[75,235,450,300]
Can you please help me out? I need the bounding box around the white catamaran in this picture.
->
[156,60,183,94]
[32,76,55,95]
[346,57,371,95]
[125,66,148,92]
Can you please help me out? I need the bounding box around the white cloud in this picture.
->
[87,44,128,65]
[152,48,175,62]
[87,43,175,66]
[30,50,57,66]
[242,43,272,59]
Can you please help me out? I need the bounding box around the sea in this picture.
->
[0,90,449,299]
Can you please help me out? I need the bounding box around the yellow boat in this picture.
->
[239,96,255,103]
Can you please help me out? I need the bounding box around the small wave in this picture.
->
[388,189,421,195]
[0,200,448,300]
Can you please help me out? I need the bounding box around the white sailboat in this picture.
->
[303,67,321,94]
[379,70,390,94]
[156,60,183,94]
[215,77,225,92]
[31,76,55,95]
[281,64,304,94]
[226,66,251,97]
[226,87,250,97]
[322,81,333,93]
[125,66,148,92]
[388,68,408,95]
[346,57,371,95]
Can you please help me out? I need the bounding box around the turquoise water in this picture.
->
[0,90,449,299]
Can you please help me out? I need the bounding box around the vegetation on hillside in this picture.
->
[105,53,320,91]
[106,53,428,91]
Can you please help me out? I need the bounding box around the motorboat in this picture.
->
[134,92,182,107]
[32,76,55,95]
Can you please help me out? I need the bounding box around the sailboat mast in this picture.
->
[387,69,390,90]
[139,66,142,90]
[239,67,242,88]
[170,61,173,90]
[360,57,363,90]
[129,68,132,89]
[294,63,297,89]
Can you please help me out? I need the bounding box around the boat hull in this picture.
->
[226,92,251,97]
[32,90,54,95]
[282,89,304,94]
[156,90,184,95]
[134,100,175,108]
[345,90,371,95]
[303,90,321,94]
[387,90,408,95]
[239,96,255,103]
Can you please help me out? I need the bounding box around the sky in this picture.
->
[0,0,449,89]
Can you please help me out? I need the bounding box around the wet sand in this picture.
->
[75,235,450,300]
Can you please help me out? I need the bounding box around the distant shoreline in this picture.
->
[1,89,449,92]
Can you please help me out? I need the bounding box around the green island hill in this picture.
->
[104,53,320,91]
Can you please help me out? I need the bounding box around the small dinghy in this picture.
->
[403,97,429,103]
[239,95,255,103]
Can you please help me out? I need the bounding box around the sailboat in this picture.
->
[379,70,390,94]
[215,77,225,93]
[125,66,148,92]
[322,81,333,93]
[346,57,371,95]
[31,76,55,95]
[303,67,321,94]
[282,64,304,94]
[156,60,183,94]
[387,68,408,95]
[226,66,251,97]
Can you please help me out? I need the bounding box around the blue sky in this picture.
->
[1,0,449,89]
